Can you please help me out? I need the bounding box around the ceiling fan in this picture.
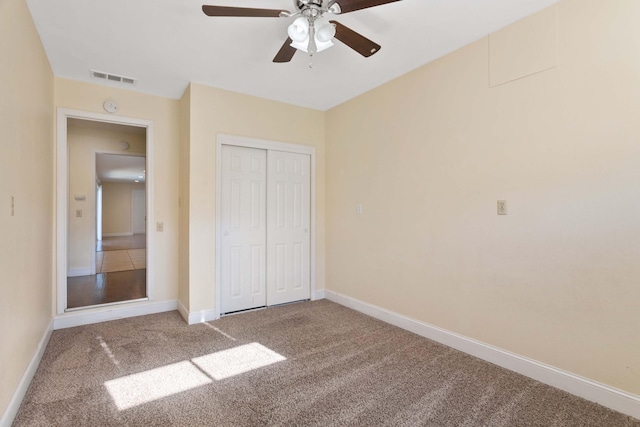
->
[202,0,403,63]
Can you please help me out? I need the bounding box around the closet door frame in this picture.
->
[215,134,317,318]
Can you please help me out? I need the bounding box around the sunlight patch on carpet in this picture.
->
[105,343,286,410]
[105,361,212,410]
[192,343,286,380]
[203,322,237,341]
[97,335,119,366]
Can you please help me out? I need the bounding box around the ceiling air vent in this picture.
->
[90,70,136,86]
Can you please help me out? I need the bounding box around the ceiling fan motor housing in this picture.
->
[296,0,324,10]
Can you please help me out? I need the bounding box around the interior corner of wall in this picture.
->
[177,298,189,323]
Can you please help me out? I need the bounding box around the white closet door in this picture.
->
[266,150,311,306]
[220,145,267,313]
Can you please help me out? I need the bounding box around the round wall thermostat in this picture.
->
[103,100,118,113]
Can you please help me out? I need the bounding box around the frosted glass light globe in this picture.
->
[315,18,336,43]
[288,17,309,43]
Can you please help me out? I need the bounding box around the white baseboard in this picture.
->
[102,232,133,237]
[312,289,325,300]
[67,268,91,277]
[190,309,218,325]
[53,299,178,330]
[177,299,218,325]
[0,319,53,427]
[325,290,640,420]
[177,300,189,323]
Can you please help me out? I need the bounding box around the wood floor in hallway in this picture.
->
[67,269,146,309]
[67,235,148,309]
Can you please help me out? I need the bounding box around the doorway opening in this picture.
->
[56,109,154,314]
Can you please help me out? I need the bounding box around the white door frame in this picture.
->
[215,134,317,318]
[131,187,146,235]
[96,181,102,243]
[56,108,155,315]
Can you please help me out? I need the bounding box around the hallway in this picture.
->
[67,235,147,309]
[96,249,146,273]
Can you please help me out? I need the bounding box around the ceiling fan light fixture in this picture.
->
[287,17,309,42]
[314,38,334,53]
[290,37,333,53]
[288,16,335,54]
[327,3,341,14]
[314,17,335,43]
[202,0,394,64]
[290,38,309,52]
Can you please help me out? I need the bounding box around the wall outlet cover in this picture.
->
[497,200,507,215]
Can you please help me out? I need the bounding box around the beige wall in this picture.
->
[183,83,326,313]
[4,0,638,419]
[67,125,145,271]
[55,78,180,303]
[178,85,191,308]
[326,0,640,395]
[0,0,53,418]
[101,181,145,235]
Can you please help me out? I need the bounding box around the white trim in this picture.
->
[0,320,53,427]
[313,289,325,300]
[325,290,640,420]
[131,187,146,235]
[189,309,218,325]
[101,232,134,237]
[178,300,218,325]
[56,108,155,314]
[67,268,91,277]
[96,181,102,243]
[90,156,96,275]
[215,138,223,319]
[64,297,149,312]
[215,134,317,319]
[53,299,177,330]
[177,300,189,323]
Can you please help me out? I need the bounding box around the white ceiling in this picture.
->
[26,0,559,111]
[97,153,146,183]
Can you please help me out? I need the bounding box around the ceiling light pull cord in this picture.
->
[308,20,316,68]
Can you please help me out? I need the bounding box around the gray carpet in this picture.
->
[13,300,640,426]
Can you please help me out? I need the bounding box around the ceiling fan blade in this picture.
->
[202,5,287,17]
[329,0,402,14]
[273,38,297,63]
[330,21,381,57]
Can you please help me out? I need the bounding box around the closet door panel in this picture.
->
[266,151,311,306]
[220,145,267,313]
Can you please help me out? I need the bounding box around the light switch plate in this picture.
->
[497,200,507,215]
